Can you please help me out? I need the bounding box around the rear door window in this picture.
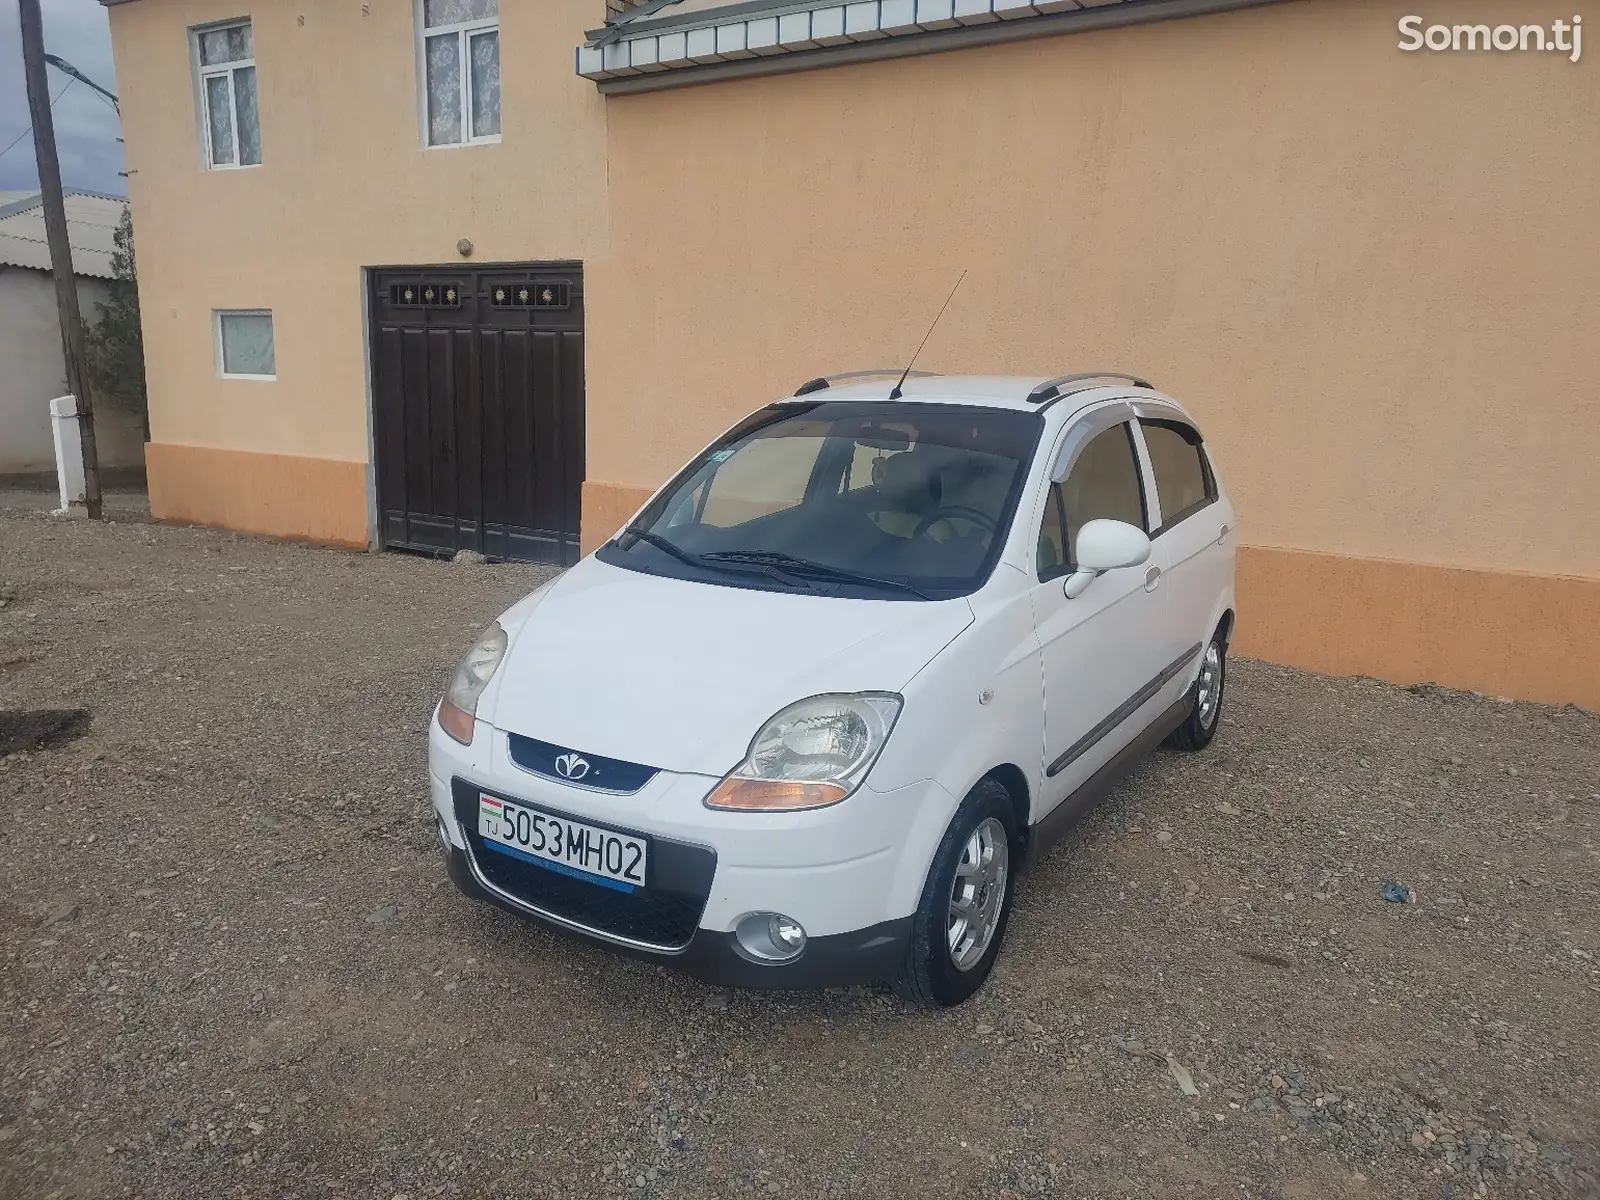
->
[1140,420,1214,532]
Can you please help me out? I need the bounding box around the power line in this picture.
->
[0,76,75,164]
[43,53,119,113]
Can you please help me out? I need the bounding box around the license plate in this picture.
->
[477,792,647,892]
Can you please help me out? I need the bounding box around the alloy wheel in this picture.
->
[1196,641,1223,729]
[947,816,1009,972]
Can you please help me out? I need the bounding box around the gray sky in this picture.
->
[0,0,127,196]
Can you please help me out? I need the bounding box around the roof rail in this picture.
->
[793,369,939,397]
[1025,371,1152,405]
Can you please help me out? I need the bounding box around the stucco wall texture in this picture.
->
[586,0,1599,581]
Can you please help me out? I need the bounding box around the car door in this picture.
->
[1030,413,1170,820]
[1137,417,1233,682]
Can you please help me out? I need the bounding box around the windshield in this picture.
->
[597,401,1044,600]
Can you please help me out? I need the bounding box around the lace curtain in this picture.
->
[470,32,500,138]
[233,67,261,165]
[219,313,275,377]
[199,22,260,167]
[423,0,497,24]
[423,0,500,145]
[198,22,252,67]
[425,35,463,145]
[204,76,234,164]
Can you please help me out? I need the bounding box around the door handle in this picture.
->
[1217,524,1231,546]
[1144,565,1161,592]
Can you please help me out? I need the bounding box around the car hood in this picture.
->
[484,557,973,775]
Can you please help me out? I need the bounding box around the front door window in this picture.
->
[1036,423,1148,579]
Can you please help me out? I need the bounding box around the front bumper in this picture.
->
[443,841,911,989]
[429,712,956,990]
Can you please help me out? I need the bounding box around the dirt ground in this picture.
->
[1,507,1596,1200]
[0,476,151,523]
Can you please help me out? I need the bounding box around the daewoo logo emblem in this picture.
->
[554,753,591,781]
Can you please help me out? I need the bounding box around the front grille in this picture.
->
[506,733,659,794]
[452,779,714,950]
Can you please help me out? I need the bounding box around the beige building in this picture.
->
[103,0,1598,707]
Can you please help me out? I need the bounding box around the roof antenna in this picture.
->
[888,269,966,399]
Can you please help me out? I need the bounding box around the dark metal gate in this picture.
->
[369,262,585,565]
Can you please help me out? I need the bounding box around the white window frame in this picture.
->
[414,0,501,149]
[213,309,276,381]
[190,18,260,171]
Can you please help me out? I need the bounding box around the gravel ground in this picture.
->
[1,508,1597,1200]
[0,474,151,523]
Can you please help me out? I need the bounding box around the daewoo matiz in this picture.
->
[429,370,1235,1006]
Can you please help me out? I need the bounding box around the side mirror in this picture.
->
[1063,519,1151,598]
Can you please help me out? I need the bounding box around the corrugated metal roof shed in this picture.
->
[0,190,128,280]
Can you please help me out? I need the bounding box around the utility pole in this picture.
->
[20,0,102,519]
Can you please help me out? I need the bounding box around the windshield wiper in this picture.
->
[698,550,932,599]
[621,525,705,569]
[621,527,811,589]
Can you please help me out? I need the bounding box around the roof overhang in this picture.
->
[579,0,1291,93]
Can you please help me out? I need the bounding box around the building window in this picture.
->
[215,310,275,379]
[193,20,261,169]
[419,0,500,147]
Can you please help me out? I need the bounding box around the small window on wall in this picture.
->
[193,20,261,169]
[419,0,500,147]
[215,310,275,379]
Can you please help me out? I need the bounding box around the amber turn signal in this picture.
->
[437,697,476,745]
[704,778,849,811]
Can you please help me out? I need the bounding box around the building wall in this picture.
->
[109,0,1600,706]
[582,0,1599,706]
[107,0,611,543]
[0,268,145,474]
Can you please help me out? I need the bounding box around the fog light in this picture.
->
[734,912,807,962]
[770,915,805,951]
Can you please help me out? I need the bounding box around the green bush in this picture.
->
[82,206,148,435]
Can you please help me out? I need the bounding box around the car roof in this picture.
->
[775,374,1193,420]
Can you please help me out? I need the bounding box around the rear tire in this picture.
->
[893,779,1019,1008]
[1167,627,1227,752]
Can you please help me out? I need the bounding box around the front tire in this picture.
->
[1167,627,1227,752]
[893,779,1019,1008]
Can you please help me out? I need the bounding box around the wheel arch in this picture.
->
[981,763,1031,846]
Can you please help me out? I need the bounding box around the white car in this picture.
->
[429,371,1235,1006]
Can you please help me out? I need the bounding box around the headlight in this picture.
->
[437,622,508,745]
[705,693,902,812]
